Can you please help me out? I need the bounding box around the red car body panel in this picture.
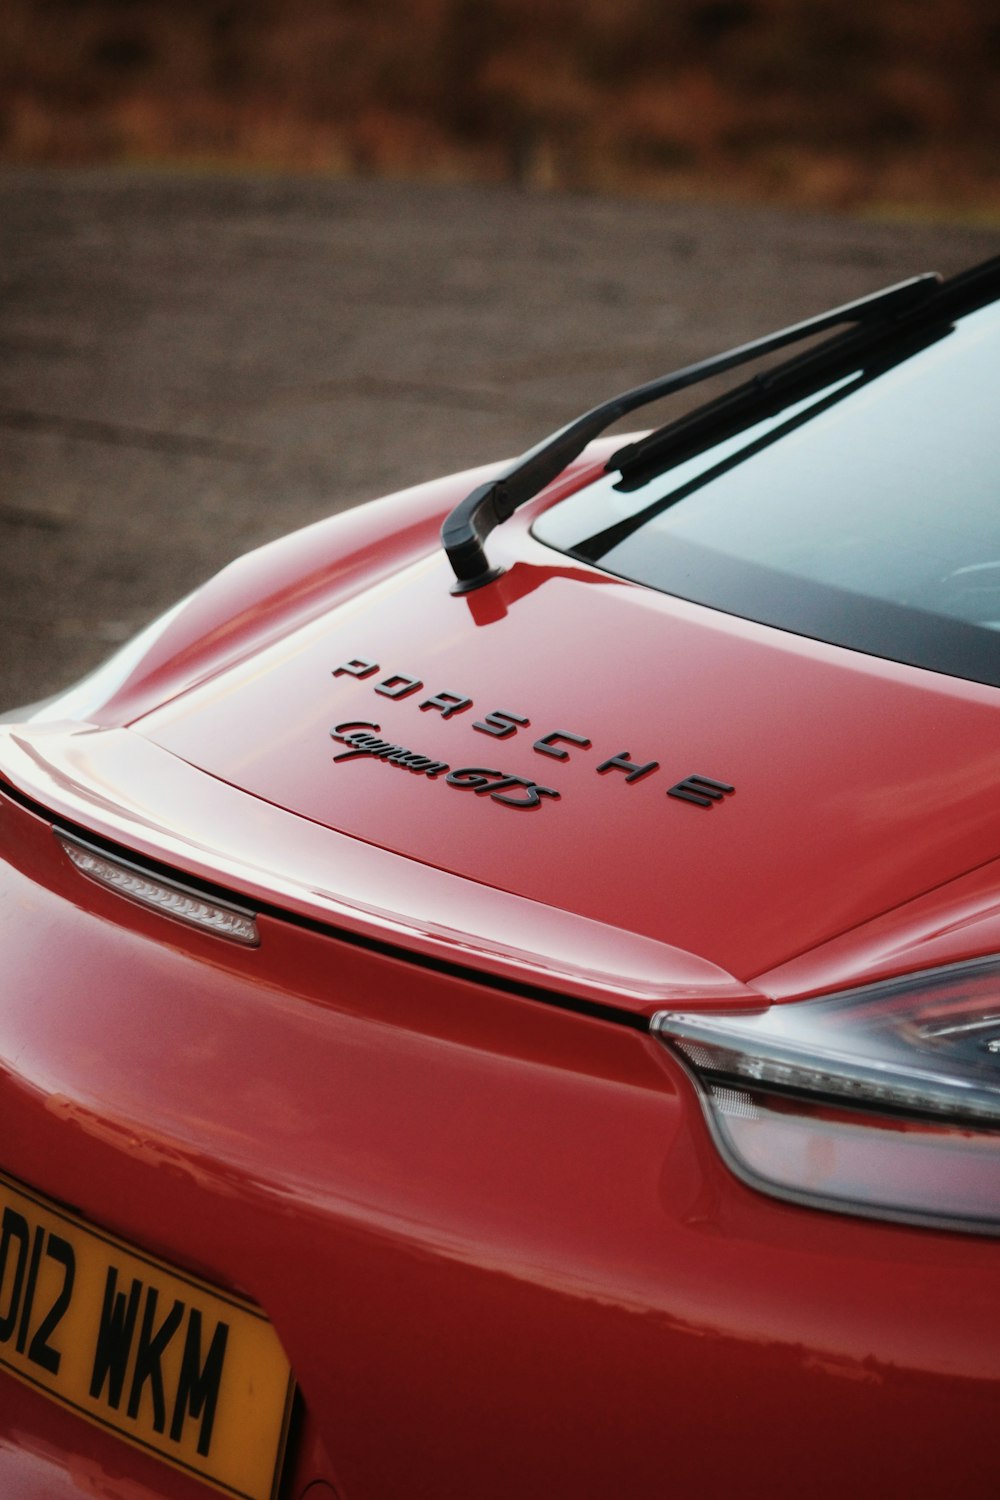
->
[2,448,1000,1496]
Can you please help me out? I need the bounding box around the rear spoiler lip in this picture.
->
[0,721,763,1021]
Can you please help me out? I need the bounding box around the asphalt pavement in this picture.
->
[1,168,995,709]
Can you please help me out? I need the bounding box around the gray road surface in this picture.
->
[1,169,995,709]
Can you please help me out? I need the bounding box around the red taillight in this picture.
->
[654,957,1000,1234]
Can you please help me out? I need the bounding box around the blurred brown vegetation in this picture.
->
[2,0,999,213]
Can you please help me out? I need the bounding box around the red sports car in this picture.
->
[2,255,998,1500]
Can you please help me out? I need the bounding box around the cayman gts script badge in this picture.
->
[330,722,560,810]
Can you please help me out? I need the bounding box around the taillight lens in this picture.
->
[57,832,259,945]
[653,957,1000,1234]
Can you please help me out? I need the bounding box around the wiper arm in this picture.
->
[441,272,940,592]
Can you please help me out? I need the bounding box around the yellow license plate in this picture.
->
[0,1169,294,1500]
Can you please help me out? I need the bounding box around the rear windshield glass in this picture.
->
[533,299,1000,688]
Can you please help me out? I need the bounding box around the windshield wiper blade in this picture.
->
[441,272,940,592]
[571,315,953,565]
